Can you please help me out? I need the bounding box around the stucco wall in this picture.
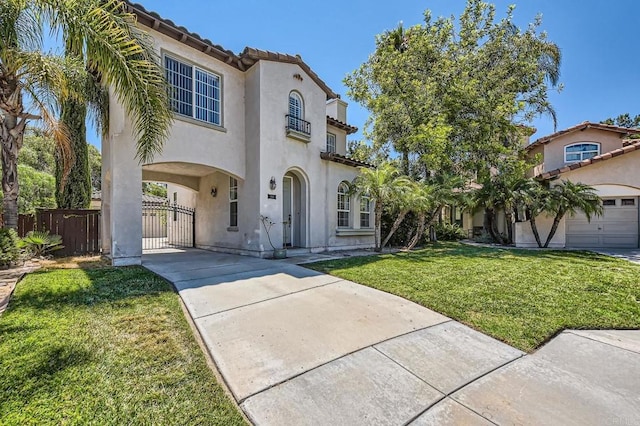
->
[556,149,640,190]
[541,128,625,173]
[515,215,566,248]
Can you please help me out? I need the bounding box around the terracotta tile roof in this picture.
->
[326,116,358,134]
[320,152,374,168]
[537,139,640,180]
[126,1,338,99]
[526,122,640,151]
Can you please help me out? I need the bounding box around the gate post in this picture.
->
[192,210,196,248]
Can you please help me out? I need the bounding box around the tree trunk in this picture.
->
[57,98,91,208]
[527,209,543,248]
[484,208,500,243]
[543,213,564,248]
[401,150,409,175]
[406,212,426,250]
[1,115,22,230]
[505,209,514,245]
[381,209,408,248]
[374,204,383,252]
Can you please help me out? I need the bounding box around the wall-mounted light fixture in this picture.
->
[211,187,217,197]
[269,176,277,191]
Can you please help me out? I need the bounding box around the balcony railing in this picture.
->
[286,114,311,137]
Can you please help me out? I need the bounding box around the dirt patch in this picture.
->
[41,256,109,270]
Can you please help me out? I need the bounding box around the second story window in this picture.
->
[326,132,336,153]
[165,55,221,126]
[286,91,310,136]
[564,143,599,163]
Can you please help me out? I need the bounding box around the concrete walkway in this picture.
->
[143,249,640,426]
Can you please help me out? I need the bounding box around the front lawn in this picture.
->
[308,243,640,352]
[0,262,246,425]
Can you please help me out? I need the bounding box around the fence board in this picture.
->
[17,209,101,256]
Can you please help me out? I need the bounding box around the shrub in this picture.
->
[434,222,467,241]
[0,228,23,268]
[22,230,63,257]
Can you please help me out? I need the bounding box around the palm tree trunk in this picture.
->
[406,212,426,250]
[484,208,501,244]
[527,209,543,248]
[374,204,383,252]
[543,213,564,248]
[382,209,408,248]
[505,208,515,245]
[1,114,23,230]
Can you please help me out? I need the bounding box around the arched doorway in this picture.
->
[282,169,308,248]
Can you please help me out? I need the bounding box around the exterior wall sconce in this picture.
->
[269,177,277,190]
[211,187,217,197]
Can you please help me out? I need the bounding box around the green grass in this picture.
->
[308,243,640,352]
[0,264,246,425]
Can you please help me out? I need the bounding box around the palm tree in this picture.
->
[0,0,172,229]
[380,180,420,248]
[406,174,464,250]
[354,163,411,252]
[541,180,603,248]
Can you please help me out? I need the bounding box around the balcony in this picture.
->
[286,114,311,142]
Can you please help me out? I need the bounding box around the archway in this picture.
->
[282,168,309,248]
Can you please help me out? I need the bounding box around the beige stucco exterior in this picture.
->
[515,127,640,248]
[102,22,373,265]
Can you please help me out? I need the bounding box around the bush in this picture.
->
[434,222,467,241]
[22,230,63,257]
[0,228,23,268]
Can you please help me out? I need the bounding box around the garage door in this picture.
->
[566,197,639,248]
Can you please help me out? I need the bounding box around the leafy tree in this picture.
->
[347,140,389,166]
[0,165,56,214]
[345,0,561,181]
[19,129,55,174]
[56,102,91,208]
[353,163,411,251]
[88,144,101,191]
[143,182,167,198]
[0,0,172,230]
[601,113,640,129]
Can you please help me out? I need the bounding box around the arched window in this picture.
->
[337,182,350,228]
[564,143,600,163]
[289,92,303,119]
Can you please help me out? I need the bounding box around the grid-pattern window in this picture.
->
[360,196,371,228]
[165,55,221,126]
[229,177,238,227]
[337,182,350,228]
[326,132,336,153]
[289,92,303,119]
[564,143,599,163]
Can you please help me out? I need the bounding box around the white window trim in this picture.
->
[326,132,337,153]
[564,142,600,163]
[337,182,350,228]
[164,52,223,127]
[289,91,304,119]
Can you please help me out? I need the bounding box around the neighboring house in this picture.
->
[515,122,640,248]
[101,2,374,265]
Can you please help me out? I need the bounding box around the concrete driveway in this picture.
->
[143,249,640,425]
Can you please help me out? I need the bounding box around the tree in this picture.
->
[541,180,603,248]
[601,114,640,139]
[88,144,101,191]
[143,182,167,198]
[0,0,173,230]
[347,140,389,166]
[353,163,411,252]
[345,0,561,181]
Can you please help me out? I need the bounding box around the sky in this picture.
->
[87,0,640,148]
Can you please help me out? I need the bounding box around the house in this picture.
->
[514,122,640,248]
[100,2,375,265]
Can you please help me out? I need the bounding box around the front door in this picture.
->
[282,176,293,247]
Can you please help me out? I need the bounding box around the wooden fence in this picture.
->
[18,209,101,257]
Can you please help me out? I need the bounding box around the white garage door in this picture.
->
[566,197,639,248]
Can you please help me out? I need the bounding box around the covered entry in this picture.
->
[566,197,639,248]
[282,169,308,248]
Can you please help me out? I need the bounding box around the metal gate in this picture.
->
[142,201,195,250]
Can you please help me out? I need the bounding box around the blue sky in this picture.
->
[88,0,639,147]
